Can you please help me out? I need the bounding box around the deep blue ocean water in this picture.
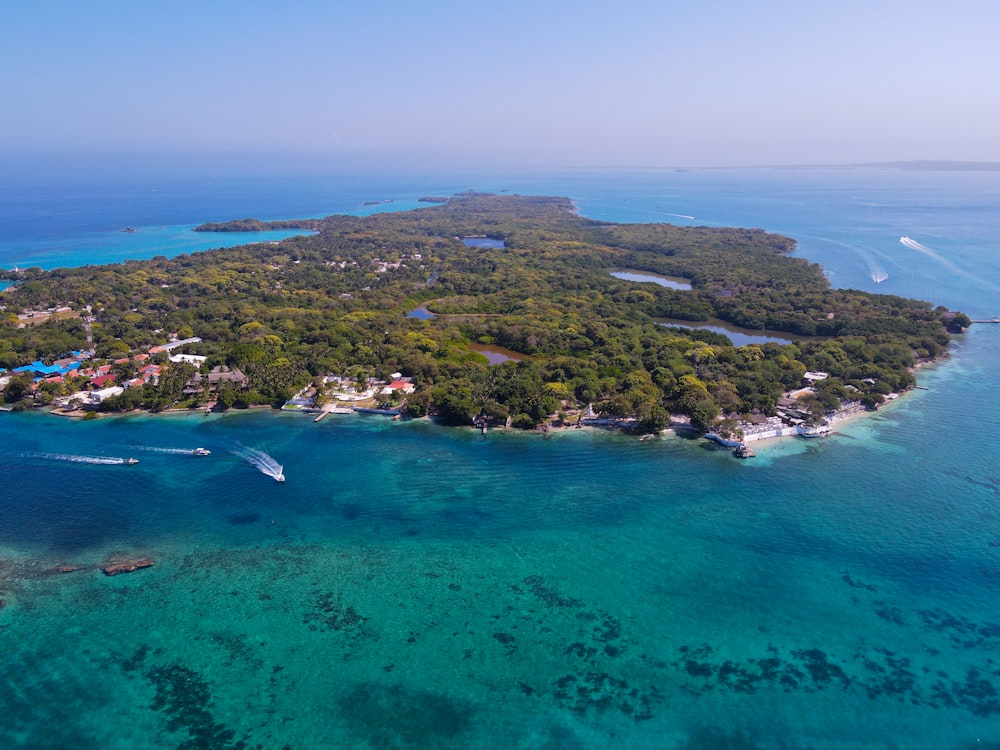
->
[1,167,999,749]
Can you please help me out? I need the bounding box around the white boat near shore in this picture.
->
[797,424,832,438]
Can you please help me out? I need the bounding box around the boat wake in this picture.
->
[131,446,211,456]
[792,232,891,287]
[900,236,1000,292]
[861,246,889,284]
[841,239,888,284]
[23,451,135,466]
[900,236,937,255]
[231,445,285,482]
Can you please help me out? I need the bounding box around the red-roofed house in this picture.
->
[381,379,416,396]
[138,364,161,385]
[90,374,117,388]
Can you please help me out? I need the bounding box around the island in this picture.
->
[193,218,321,233]
[0,193,970,439]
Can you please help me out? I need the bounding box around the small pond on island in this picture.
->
[609,269,692,290]
[655,318,800,347]
[462,237,505,249]
[468,342,527,365]
[406,305,438,320]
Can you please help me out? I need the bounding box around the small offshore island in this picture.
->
[0,193,970,446]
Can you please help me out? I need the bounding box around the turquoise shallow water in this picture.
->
[1,169,1000,748]
[0,173,435,269]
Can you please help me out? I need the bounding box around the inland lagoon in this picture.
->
[610,269,693,290]
[655,318,800,347]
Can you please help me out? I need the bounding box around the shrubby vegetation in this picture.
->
[194,218,321,233]
[0,194,968,429]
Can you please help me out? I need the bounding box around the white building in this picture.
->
[169,353,207,365]
[89,386,125,404]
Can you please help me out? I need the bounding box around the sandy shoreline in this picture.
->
[28,376,929,459]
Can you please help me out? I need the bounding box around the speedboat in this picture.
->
[192,447,211,456]
[124,457,139,465]
[797,424,832,438]
[276,471,285,483]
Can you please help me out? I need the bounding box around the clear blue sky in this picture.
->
[4,0,998,169]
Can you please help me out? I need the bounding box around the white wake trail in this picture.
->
[796,233,889,286]
[132,446,199,455]
[231,445,285,482]
[900,236,934,254]
[851,242,888,284]
[900,236,1000,292]
[24,451,132,466]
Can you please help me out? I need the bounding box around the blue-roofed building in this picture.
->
[12,359,84,377]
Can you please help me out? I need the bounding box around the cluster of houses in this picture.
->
[183,365,246,397]
[372,254,422,274]
[0,335,252,411]
[282,373,416,414]
[0,329,422,415]
[0,349,164,407]
[323,253,424,275]
[722,370,869,443]
[327,372,416,401]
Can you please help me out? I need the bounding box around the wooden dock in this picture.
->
[314,405,354,421]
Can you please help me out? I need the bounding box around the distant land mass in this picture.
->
[759,160,1000,172]
[850,160,1000,171]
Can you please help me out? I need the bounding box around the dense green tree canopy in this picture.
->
[0,194,962,428]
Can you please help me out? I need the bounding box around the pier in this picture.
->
[970,318,999,323]
[314,405,354,421]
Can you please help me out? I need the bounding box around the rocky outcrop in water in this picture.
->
[102,559,154,576]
